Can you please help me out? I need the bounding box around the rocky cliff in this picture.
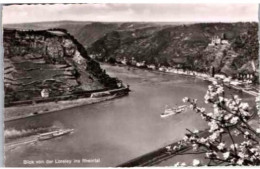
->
[88,22,258,77]
[4,29,119,104]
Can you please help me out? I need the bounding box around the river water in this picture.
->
[4,64,255,167]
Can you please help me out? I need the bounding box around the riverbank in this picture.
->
[5,87,129,122]
[107,63,259,97]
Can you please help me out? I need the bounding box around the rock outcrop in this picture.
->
[4,29,119,104]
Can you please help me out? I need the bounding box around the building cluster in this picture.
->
[208,36,229,46]
[120,57,145,67]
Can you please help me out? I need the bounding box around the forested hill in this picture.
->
[4,21,258,77]
[4,21,187,48]
[88,22,258,76]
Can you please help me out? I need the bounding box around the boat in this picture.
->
[90,91,111,98]
[161,105,187,118]
[38,129,74,141]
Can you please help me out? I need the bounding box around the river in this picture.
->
[4,64,255,167]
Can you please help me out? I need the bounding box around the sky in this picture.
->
[2,3,259,24]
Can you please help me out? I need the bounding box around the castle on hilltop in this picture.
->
[208,35,229,46]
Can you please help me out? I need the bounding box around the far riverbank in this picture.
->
[105,63,259,97]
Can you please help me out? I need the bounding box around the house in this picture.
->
[208,36,221,46]
[230,80,242,86]
[121,57,127,65]
[221,40,229,44]
[117,81,123,88]
[136,61,145,67]
[223,77,232,83]
[214,74,226,80]
[165,67,173,72]
[147,64,156,70]
[159,66,167,72]
[41,89,49,98]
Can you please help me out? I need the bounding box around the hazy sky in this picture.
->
[3,3,259,24]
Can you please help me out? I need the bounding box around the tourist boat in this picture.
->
[38,129,74,141]
[161,105,187,118]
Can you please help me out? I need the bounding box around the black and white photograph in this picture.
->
[2,3,260,167]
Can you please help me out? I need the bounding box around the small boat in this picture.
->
[161,105,187,118]
[90,91,111,98]
[38,129,74,141]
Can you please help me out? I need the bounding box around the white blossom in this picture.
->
[208,121,219,132]
[219,96,224,102]
[193,129,199,134]
[216,86,224,94]
[198,107,206,113]
[174,162,180,167]
[212,81,218,85]
[182,97,189,103]
[241,110,250,117]
[233,130,240,136]
[200,114,206,119]
[199,137,207,144]
[192,144,199,151]
[165,146,171,151]
[177,83,260,166]
[209,132,219,142]
[223,152,230,159]
[192,159,200,166]
[224,114,233,120]
[256,95,260,102]
[206,152,212,158]
[181,162,186,166]
[230,144,238,150]
[207,112,213,117]
[172,146,178,150]
[217,142,225,150]
[230,117,239,124]
[239,102,249,110]
[183,136,189,142]
[236,159,244,165]
[238,152,248,159]
[208,85,214,92]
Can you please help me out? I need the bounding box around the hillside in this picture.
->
[5,21,258,78]
[88,22,258,77]
[4,21,185,48]
[4,28,120,105]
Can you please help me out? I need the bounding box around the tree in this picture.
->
[166,80,260,166]
[107,57,116,64]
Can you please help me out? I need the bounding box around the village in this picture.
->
[94,35,259,97]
